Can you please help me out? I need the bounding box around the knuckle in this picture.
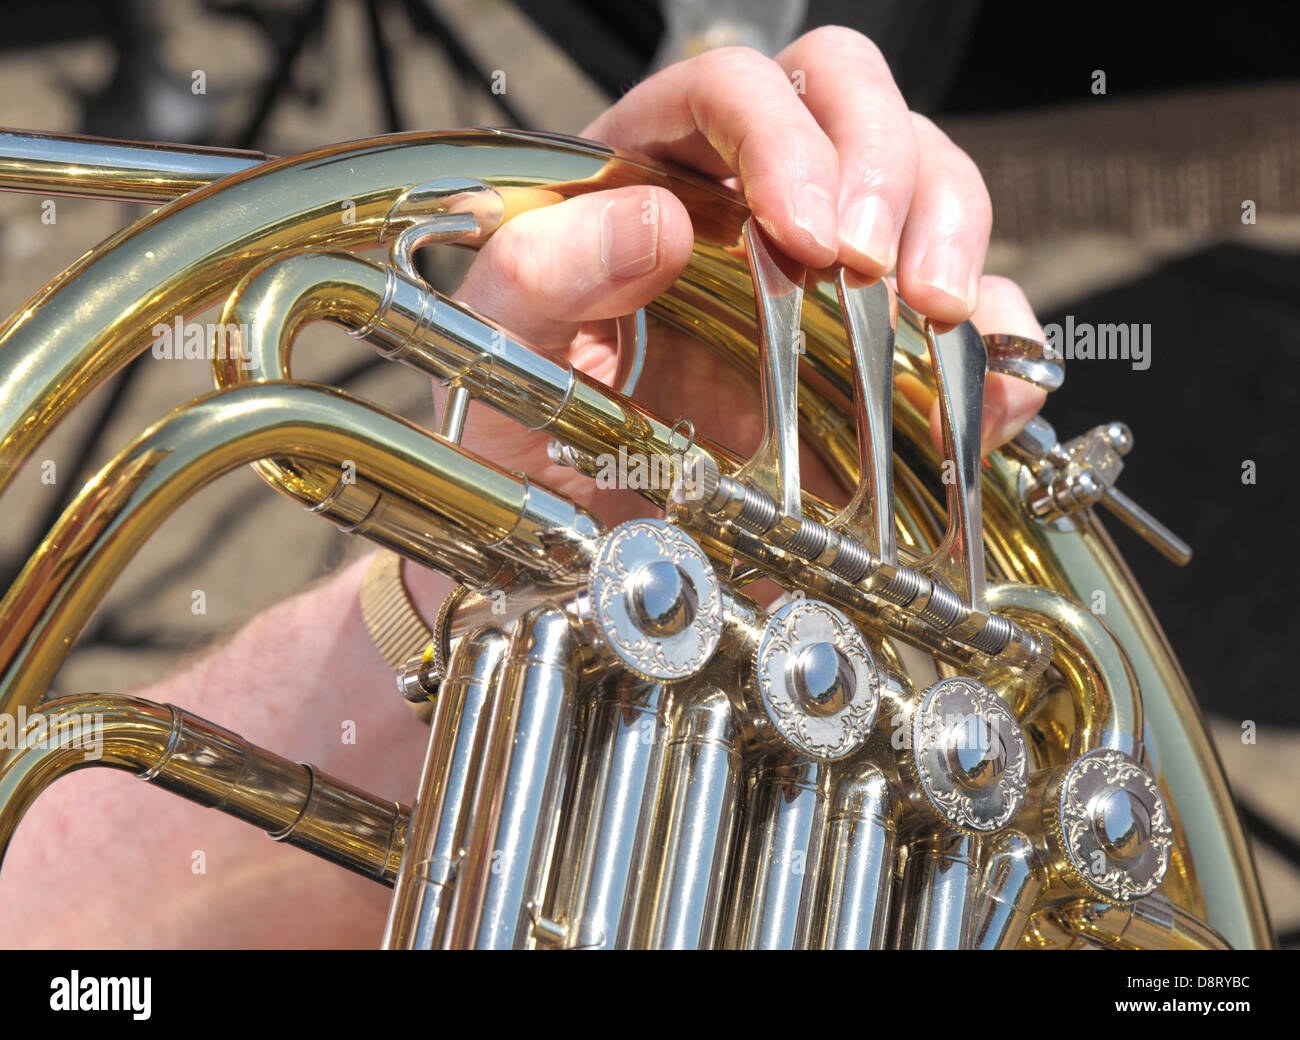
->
[695,45,775,81]
[979,275,1025,303]
[800,24,887,67]
[491,225,544,291]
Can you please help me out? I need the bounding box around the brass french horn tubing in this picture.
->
[1045,896,1230,950]
[546,676,673,950]
[0,129,1270,947]
[445,605,580,949]
[216,248,1041,675]
[0,128,268,202]
[813,761,899,949]
[893,832,982,948]
[0,382,601,721]
[384,626,509,949]
[0,694,408,882]
[634,679,741,949]
[986,583,1142,760]
[724,761,829,949]
[968,831,1044,950]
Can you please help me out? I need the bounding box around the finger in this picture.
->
[895,114,993,325]
[774,27,918,277]
[924,275,1048,453]
[454,185,693,376]
[969,275,1049,449]
[584,46,840,266]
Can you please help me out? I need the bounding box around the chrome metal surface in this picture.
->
[752,599,880,761]
[384,627,508,949]
[817,761,898,949]
[831,273,897,563]
[1018,418,1192,565]
[919,320,990,612]
[585,519,723,681]
[984,332,1066,392]
[449,607,578,949]
[906,676,1028,834]
[1052,748,1172,903]
[733,219,807,533]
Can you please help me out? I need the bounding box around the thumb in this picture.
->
[454,185,694,384]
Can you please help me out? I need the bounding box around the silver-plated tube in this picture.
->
[895,832,980,949]
[383,627,508,950]
[727,761,827,949]
[633,682,740,949]
[449,606,580,949]
[815,761,898,949]
[969,830,1043,950]
[549,677,671,949]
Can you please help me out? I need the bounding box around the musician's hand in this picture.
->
[449,26,1046,524]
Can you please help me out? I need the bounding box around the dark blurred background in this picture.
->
[0,0,1296,937]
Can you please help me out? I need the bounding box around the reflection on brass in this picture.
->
[0,695,408,884]
[0,127,1270,949]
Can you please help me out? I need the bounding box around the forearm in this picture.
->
[0,554,449,948]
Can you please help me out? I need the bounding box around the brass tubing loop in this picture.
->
[0,128,1270,948]
[0,383,601,719]
[0,694,408,883]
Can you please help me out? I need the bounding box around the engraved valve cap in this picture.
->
[1049,747,1172,902]
[753,599,880,761]
[906,676,1029,834]
[588,519,723,681]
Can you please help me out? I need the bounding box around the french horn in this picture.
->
[0,125,1272,949]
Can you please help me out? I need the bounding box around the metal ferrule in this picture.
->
[814,761,899,949]
[633,681,741,949]
[0,695,408,884]
[726,761,828,949]
[548,677,672,949]
[447,607,581,949]
[310,471,517,589]
[384,627,509,949]
[894,832,981,949]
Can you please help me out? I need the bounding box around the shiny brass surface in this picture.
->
[0,126,1270,949]
[0,694,408,883]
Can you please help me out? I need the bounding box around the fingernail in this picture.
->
[793,182,838,254]
[841,194,895,268]
[600,192,659,278]
[915,243,975,306]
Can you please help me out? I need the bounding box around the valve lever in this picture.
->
[734,218,807,535]
[919,320,989,614]
[831,272,896,566]
[1010,419,1192,566]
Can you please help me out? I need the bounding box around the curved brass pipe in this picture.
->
[0,128,1270,947]
[0,693,408,883]
[0,129,268,202]
[0,130,752,501]
[1046,897,1231,951]
[986,583,1143,760]
[0,382,600,720]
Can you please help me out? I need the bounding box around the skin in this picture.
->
[1,28,1050,947]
